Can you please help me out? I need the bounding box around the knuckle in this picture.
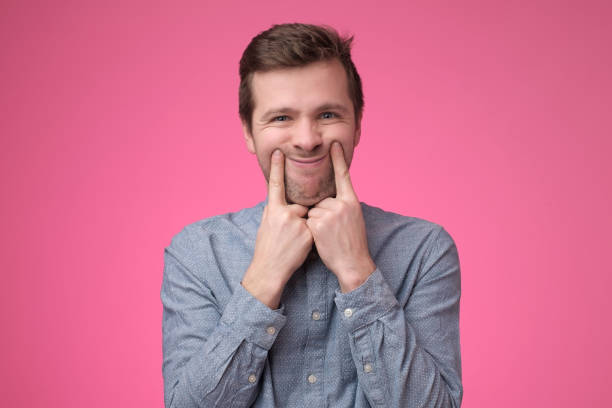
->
[279,210,291,222]
[310,219,321,231]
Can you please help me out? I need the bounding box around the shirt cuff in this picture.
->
[220,282,287,350]
[334,268,399,332]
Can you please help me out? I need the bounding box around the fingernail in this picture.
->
[273,149,281,158]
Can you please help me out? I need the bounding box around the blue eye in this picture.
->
[274,115,289,122]
[321,112,336,119]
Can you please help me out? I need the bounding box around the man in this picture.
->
[161,23,462,407]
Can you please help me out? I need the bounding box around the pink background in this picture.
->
[2,1,611,406]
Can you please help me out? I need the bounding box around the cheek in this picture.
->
[254,129,287,177]
[343,147,355,168]
[332,132,357,166]
[256,151,273,179]
[257,128,287,152]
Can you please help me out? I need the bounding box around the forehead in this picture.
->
[250,59,352,114]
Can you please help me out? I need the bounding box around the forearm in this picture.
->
[162,241,287,408]
[335,265,462,407]
[163,282,286,407]
[164,323,255,408]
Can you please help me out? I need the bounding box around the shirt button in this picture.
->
[311,311,321,321]
[364,363,373,373]
[266,326,276,335]
[307,374,317,384]
[248,374,257,383]
[344,308,353,318]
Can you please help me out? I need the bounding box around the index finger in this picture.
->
[330,142,356,199]
[268,149,287,206]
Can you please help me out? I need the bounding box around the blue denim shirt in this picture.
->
[161,201,462,407]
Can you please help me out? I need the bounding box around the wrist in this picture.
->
[337,257,376,293]
[242,265,286,309]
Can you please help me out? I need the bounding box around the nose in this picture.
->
[291,119,322,152]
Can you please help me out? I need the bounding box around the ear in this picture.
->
[241,120,256,154]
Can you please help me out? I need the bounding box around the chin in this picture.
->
[286,189,335,207]
[285,172,336,207]
[287,196,321,207]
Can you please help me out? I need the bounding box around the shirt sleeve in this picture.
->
[334,226,463,407]
[161,229,286,408]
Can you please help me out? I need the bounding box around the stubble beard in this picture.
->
[261,158,336,207]
[284,165,336,207]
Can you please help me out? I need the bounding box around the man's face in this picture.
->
[243,59,361,207]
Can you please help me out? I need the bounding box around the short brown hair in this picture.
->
[239,23,364,133]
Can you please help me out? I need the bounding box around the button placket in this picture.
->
[302,258,328,403]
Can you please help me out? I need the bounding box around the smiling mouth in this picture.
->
[289,156,327,167]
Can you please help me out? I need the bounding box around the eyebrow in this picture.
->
[258,103,350,121]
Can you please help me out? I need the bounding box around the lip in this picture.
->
[289,155,327,167]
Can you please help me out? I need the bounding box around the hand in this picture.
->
[242,150,313,308]
[306,142,376,293]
